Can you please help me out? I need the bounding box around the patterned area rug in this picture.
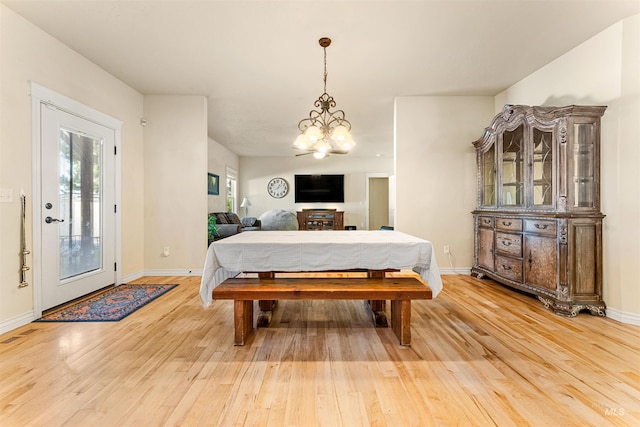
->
[37,284,178,322]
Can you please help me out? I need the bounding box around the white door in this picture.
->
[40,105,116,310]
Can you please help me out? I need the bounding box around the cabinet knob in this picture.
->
[501,264,512,271]
[534,223,548,230]
[502,221,512,226]
[501,240,512,247]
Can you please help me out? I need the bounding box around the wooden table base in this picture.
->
[256,270,391,328]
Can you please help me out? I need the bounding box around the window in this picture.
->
[226,167,237,213]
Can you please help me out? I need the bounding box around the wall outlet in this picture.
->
[163,247,170,257]
[0,188,13,203]
[444,245,450,255]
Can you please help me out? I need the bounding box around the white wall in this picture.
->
[495,15,640,321]
[143,96,208,272]
[0,4,144,331]
[394,97,495,272]
[239,155,393,228]
[208,138,239,213]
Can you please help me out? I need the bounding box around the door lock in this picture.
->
[45,216,64,224]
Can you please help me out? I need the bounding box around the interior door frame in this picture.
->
[30,82,122,318]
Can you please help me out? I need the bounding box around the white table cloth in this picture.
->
[200,230,443,307]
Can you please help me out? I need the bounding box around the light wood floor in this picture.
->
[1,274,639,426]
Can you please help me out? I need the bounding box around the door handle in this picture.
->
[45,216,64,223]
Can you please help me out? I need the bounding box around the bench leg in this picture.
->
[257,299,277,327]
[257,300,278,328]
[257,272,277,327]
[390,300,411,346]
[366,270,389,327]
[234,300,254,346]
[365,300,388,327]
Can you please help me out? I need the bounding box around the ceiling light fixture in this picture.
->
[293,37,354,159]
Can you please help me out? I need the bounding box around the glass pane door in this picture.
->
[482,145,496,206]
[59,129,103,280]
[501,125,524,206]
[40,99,116,312]
[573,123,595,207]
[532,128,553,206]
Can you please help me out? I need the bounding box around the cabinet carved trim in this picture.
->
[471,105,606,317]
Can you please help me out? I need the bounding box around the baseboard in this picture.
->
[121,270,145,283]
[143,269,203,277]
[438,267,471,275]
[0,311,36,335]
[606,306,640,326]
[120,269,202,283]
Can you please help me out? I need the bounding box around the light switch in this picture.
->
[0,188,13,203]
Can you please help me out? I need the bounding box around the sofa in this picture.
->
[209,212,261,241]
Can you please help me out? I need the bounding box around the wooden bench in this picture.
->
[212,277,432,346]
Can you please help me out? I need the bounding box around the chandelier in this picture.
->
[293,37,354,159]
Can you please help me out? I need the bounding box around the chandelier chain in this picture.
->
[323,45,328,94]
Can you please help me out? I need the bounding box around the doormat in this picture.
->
[37,284,178,322]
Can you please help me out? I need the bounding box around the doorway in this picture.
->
[367,174,393,230]
[31,83,122,314]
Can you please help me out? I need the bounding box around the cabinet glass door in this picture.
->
[573,123,595,207]
[532,128,553,206]
[501,125,524,206]
[482,145,496,206]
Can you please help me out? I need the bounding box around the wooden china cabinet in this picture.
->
[471,105,606,317]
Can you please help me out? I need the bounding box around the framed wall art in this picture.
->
[207,173,219,195]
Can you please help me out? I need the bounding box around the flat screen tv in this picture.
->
[295,174,344,203]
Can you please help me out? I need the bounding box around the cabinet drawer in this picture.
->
[478,216,494,228]
[496,218,522,232]
[495,256,523,282]
[524,219,556,236]
[495,232,522,257]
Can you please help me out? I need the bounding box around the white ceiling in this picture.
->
[3,0,639,158]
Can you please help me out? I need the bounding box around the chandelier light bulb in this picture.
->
[304,125,322,143]
[313,151,326,159]
[294,134,309,149]
[315,141,332,154]
[339,140,353,150]
[330,124,350,141]
[335,133,354,150]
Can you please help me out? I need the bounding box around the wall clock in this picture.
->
[267,177,289,199]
